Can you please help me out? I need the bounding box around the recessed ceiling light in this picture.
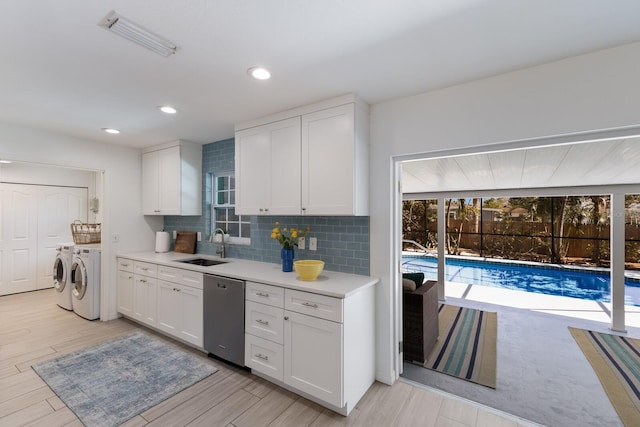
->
[248,67,271,80]
[159,106,177,114]
[102,128,120,134]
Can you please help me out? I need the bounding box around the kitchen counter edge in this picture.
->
[116,251,379,299]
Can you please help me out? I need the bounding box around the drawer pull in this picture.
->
[255,353,269,361]
[256,319,269,326]
[256,292,270,298]
[140,279,147,283]
[302,302,319,309]
[141,267,149,271]
[121,263,130,267]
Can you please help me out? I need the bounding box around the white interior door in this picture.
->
[0,183,88,295]
[37,186,88,289]
[0,184,38,295]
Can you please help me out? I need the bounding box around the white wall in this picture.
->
[369,41,640,383]
[0,123,163,320]
[0,162,94,187]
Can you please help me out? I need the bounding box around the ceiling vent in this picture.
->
[98,11,177,57]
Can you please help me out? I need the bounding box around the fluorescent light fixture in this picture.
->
[102,128,120,134]
[159,105,177,114]
[248,67,271,80]
[0,160,12,164]
[99,10,177,57]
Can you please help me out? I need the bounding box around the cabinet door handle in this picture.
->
[173,288,181,292]
[302,302,318,309]
[255,353,269,361]
[217,283,227,289]
[140,279,147,283]
[256,319,269,326]
[256,292,270,298]
[284,316,289,321]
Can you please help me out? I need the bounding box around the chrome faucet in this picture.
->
[213,228,226,258]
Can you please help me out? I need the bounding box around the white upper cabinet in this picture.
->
[235,118,301,215]
[302,103,368,215]
[142,140,202,216]
[235,94,369,216]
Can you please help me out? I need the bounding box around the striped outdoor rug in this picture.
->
[569,327,640,427]
[423,304,497,388]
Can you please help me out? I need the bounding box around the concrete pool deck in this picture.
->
[444,279,640,330]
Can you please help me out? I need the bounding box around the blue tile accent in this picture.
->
[163,138,370,275]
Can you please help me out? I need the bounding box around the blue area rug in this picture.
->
[32,331,217,427]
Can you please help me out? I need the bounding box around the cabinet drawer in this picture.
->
[245,301,284,344]
[117,257,134,273]
[245,334,283,382]
[157,265,203,290]
[285,289,343,323]
[246,282,284,308]
[134,261,158,278]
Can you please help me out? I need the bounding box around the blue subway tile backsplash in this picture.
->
[163,138,370,276]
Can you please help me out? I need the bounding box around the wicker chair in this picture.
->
[403,280,439,363]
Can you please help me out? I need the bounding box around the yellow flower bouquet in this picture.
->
[270,222,310,250]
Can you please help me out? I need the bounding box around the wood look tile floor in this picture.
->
[1,289,538,427]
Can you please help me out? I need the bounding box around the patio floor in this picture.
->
[401,281,640,427]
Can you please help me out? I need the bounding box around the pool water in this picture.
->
[402,254,640,307]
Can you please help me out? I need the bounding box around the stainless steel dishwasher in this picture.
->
[203,274,245,366]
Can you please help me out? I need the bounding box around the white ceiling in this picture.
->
[402,136,640,195]
[2,1,640,149]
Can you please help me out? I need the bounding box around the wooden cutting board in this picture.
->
[174,231,197,254]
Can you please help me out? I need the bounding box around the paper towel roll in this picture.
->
[155,231,170,253]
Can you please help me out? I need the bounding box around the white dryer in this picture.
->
[70,245,101,320]
[53,243,75,310]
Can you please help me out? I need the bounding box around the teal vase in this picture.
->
[281,248,294,272]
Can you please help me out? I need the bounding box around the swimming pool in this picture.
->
[402,254,640,307]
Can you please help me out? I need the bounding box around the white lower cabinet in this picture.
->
[116,270,134,317]
[245,334,284,382]
[284,310,343,407]
[244,281,375,416]
[157,280,203,347]
[116,258,203,349]
[133,275,157,327]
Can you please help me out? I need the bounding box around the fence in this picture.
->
[403,219,640,266]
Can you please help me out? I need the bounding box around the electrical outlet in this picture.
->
[298,236,305,250]
[309,237,317,251]
[197,232,202,241]
[112,233,120,243]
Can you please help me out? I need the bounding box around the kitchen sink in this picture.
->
[176,258,227,267]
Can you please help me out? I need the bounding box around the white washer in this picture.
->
[53,243,75,310]
[70,245,101,320]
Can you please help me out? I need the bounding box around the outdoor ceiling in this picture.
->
[402,136,640,195]
[2,1,640,148]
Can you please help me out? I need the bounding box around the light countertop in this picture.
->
[117,251,379,298]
